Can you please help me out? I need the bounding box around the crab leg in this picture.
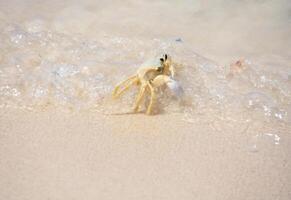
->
[112,75,137,98]
[114,77,139,99]
[146,82,155,115]
[133,84,147,112]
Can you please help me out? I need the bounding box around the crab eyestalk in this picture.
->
[159,54,174,78]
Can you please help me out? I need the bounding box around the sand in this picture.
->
[0,108,290,200]
[1,0,291,199]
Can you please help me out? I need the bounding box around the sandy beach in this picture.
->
[1,0,291,199]
[0,108,290,199]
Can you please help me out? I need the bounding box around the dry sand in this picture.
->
[0,108,290,200]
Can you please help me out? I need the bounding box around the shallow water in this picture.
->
[0,0,290,147]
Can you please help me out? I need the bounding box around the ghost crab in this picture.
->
[113,54,180,115]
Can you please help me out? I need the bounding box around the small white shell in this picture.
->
[166,78,184,97]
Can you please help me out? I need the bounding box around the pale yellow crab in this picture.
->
[112,54,180,115]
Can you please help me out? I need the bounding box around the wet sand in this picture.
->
[0,108,290,200]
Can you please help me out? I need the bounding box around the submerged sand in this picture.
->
[0,108,290,200]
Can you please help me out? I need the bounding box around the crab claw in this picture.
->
[151,75,184,98]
